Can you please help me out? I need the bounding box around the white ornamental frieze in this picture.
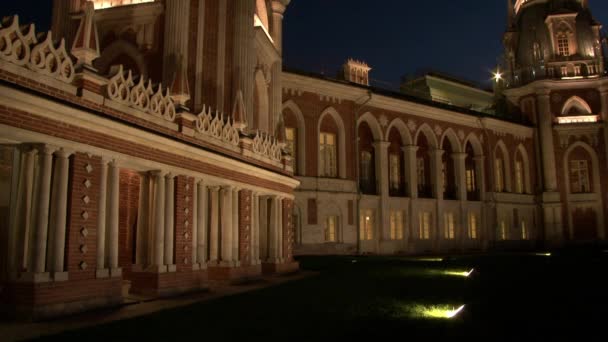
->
[195,105,240,146]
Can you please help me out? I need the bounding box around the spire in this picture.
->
[170,54,191,108]
[71,1,100,68]
[231,90,247,130]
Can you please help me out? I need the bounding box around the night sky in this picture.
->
[1,0,607,90]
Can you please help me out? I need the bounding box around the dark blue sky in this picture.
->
[1,0,607,89]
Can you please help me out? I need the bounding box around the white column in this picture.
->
[403,145,418,198]
[271,1,287,54]
[152,171,166,271]
[11,147,36,275]
[251,192,259,264]
[107,161,120,276]
[209,186,220,263]
[374,141,390,250]
[96,158,109,274]
[220,186,233,264]
[269,196,278,262]
[277,197,284,261]
[164,174,175,270]
[259,196,268,261]
[197,181,208,265]
[50,149,72,277]
[135,172,149,268]
[232,187,240,263]
[31,145,55,275]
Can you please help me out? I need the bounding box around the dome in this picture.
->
[504,0,604,86]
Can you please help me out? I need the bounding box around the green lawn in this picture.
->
[42,250,608,341]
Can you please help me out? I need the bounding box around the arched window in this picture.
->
[318,108,346,179]
[465,142,478,199]
[441,137,457,200]
[324,215,338,242]
[557,34,570,57]
[388,127,404,196]
[495,157,505,192]
[282,101,306,176]
[494,141,511,193]
[416,133,432,198]
[561,96,593,116]
[319,131,337,178]
[568,147,593,194]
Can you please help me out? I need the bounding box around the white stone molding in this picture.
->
[107,65,176,122]
[0,16,75,83]
[195,105,240,147]
[252,131,282,162]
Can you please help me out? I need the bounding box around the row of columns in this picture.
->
[190,183,287,268]
[134,171,176,273]
[373,142,485,201]
[8,145,72,281]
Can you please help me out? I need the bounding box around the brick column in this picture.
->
[175,176,193,272]
[282,199,293,261]
[239,190,252,266]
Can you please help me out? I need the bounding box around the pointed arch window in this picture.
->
[319,132,337,178]
[557,34,570,57]
[285,127,297,172]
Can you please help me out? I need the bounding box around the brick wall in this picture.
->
[283,199,293,261]
[119,170,140,276]
[239,190,252,266]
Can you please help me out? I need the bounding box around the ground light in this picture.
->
[410,305,466,319]
[535,252,552,257]
[442,268,475,278]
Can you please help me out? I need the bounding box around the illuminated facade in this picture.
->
[0,0,606,320]
[0,0,296,319]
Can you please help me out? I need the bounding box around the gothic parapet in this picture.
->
[252,131,282,162]
[106,65,176,122]
[195,105,240,147]
[0,15,75,83]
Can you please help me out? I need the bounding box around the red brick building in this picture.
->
[0,0,606,320]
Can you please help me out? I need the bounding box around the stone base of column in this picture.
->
[167,265,177,273]
[110,268,122,278]
[96,268,110,279]
[52,271,69,282]
[261,260,300,275]
[2,277,123,320]
[207,264,262,283]
[19,272,51,283]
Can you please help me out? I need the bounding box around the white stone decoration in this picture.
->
[85,163,93,173]
[407,119,417,132]
[0,16,75,83]
[252,131,282,162]
[80,261,88,270]
[82,211,89,220]
[82,195,90,204]
[379,115,389,128]
[84,179,92,188]
[81,227,88,237]
[195,105,240,147]
[80,245,88,254]
[107,65,176,122]
[457,129,466,141]
[29,32,75,83]
[434,125,443,137]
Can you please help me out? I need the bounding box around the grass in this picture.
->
[40,250,608,341]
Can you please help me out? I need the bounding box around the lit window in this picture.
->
[319,132,337,177]
[466,169,476,192]
[417,158,426,186]
[325,216,337,242]
[499,221,508,240]
[389,154,401,191]
[419,212,431,240]
[495,158,505,192]
[468,212,478,239]
[557,34,570,57]
[390,210,404,240]
[570,160,591,193]
[286,127,296,172]
[359,209,374,241]
[515,160,524,194]
[360,151,372,182]
[444,212,455,240]
[521,220,528,240]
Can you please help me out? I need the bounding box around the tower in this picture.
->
[502,0,608,245]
